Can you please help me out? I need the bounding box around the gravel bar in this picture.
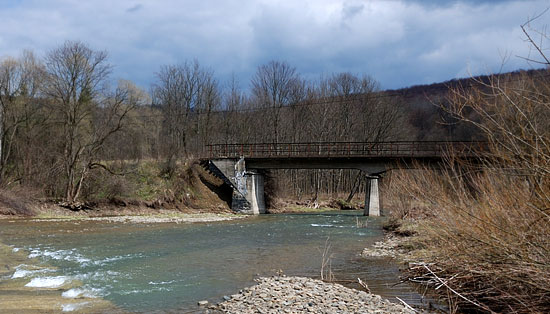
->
[209,276,417,313]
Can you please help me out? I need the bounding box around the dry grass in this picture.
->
[388,166,550,313]
[384,69,550,313]
[320,236,335,282]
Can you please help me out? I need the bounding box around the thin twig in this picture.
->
[357,277,370,293]
[421,264,496,313]
[395,297,418,313]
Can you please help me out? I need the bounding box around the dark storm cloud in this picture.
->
[0,0,547,91]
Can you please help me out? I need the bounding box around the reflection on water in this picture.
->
[0,211,429,312]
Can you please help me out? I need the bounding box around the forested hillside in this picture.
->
[0,40,545,208]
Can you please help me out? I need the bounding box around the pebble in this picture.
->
[211,276,420,313]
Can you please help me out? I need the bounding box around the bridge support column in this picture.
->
[247,170,266,214]
[364,175,381,216]
[228,158,266,214]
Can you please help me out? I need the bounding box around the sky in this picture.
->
[0,0,549,91]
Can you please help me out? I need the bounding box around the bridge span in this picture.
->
[204,141,484,216]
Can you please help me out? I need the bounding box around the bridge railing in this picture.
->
[206,141,486,159]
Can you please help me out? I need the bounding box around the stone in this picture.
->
[198,300,209,306]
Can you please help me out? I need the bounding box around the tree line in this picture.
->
[0,40,479,204]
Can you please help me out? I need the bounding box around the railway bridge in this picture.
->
[204,141,483,216]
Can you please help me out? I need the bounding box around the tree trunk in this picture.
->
[346,172,362,203]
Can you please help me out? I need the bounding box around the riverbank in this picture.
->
[0,198,246,223]
[358,216,420,260]
[361,234,409,259]
[0,159,235,218]
[268,198,363,214]
[1,211,247,224]
[208,276,419,313]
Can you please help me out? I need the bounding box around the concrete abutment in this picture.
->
[211,158,266,214]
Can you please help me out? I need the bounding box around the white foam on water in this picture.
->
[148,280,176,285]
[11,265,56,279]
[62,288,84,298]
[11,269,31,279]
[61,302,90,312]
[115,286,171,295]
[310,224,333,227]
[62,287,101,298]
[27,247,144,270]
[28,248,92,266]
[75,270,121,281]
[25,276,69,288]
[93,253,144,266]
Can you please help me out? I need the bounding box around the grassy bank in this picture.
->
[0,159,233,218]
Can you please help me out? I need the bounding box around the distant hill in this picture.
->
[382,68,548,141]
[385,68,548,102]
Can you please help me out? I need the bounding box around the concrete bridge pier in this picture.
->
[364,175,381,216]
[230,172,266,214]
[211,158,266,215]
[243,170,266,214]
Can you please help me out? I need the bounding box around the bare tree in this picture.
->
[152,60,218,160]
[251,61,299,143]
[100,80,151,161]
[219,75,247,144]
[43,41,135,203]
[194,69,219,151]
[328,72,365,140]
[0,51,45,185]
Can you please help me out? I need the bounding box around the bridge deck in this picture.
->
[206,141,485,159]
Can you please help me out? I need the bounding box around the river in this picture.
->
[0,211,427,312]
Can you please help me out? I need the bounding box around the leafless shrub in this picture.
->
[0,189,35,215]
[387,14,550,313]
[391,160,550,312]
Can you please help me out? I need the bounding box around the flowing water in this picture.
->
[0,211,428,312]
